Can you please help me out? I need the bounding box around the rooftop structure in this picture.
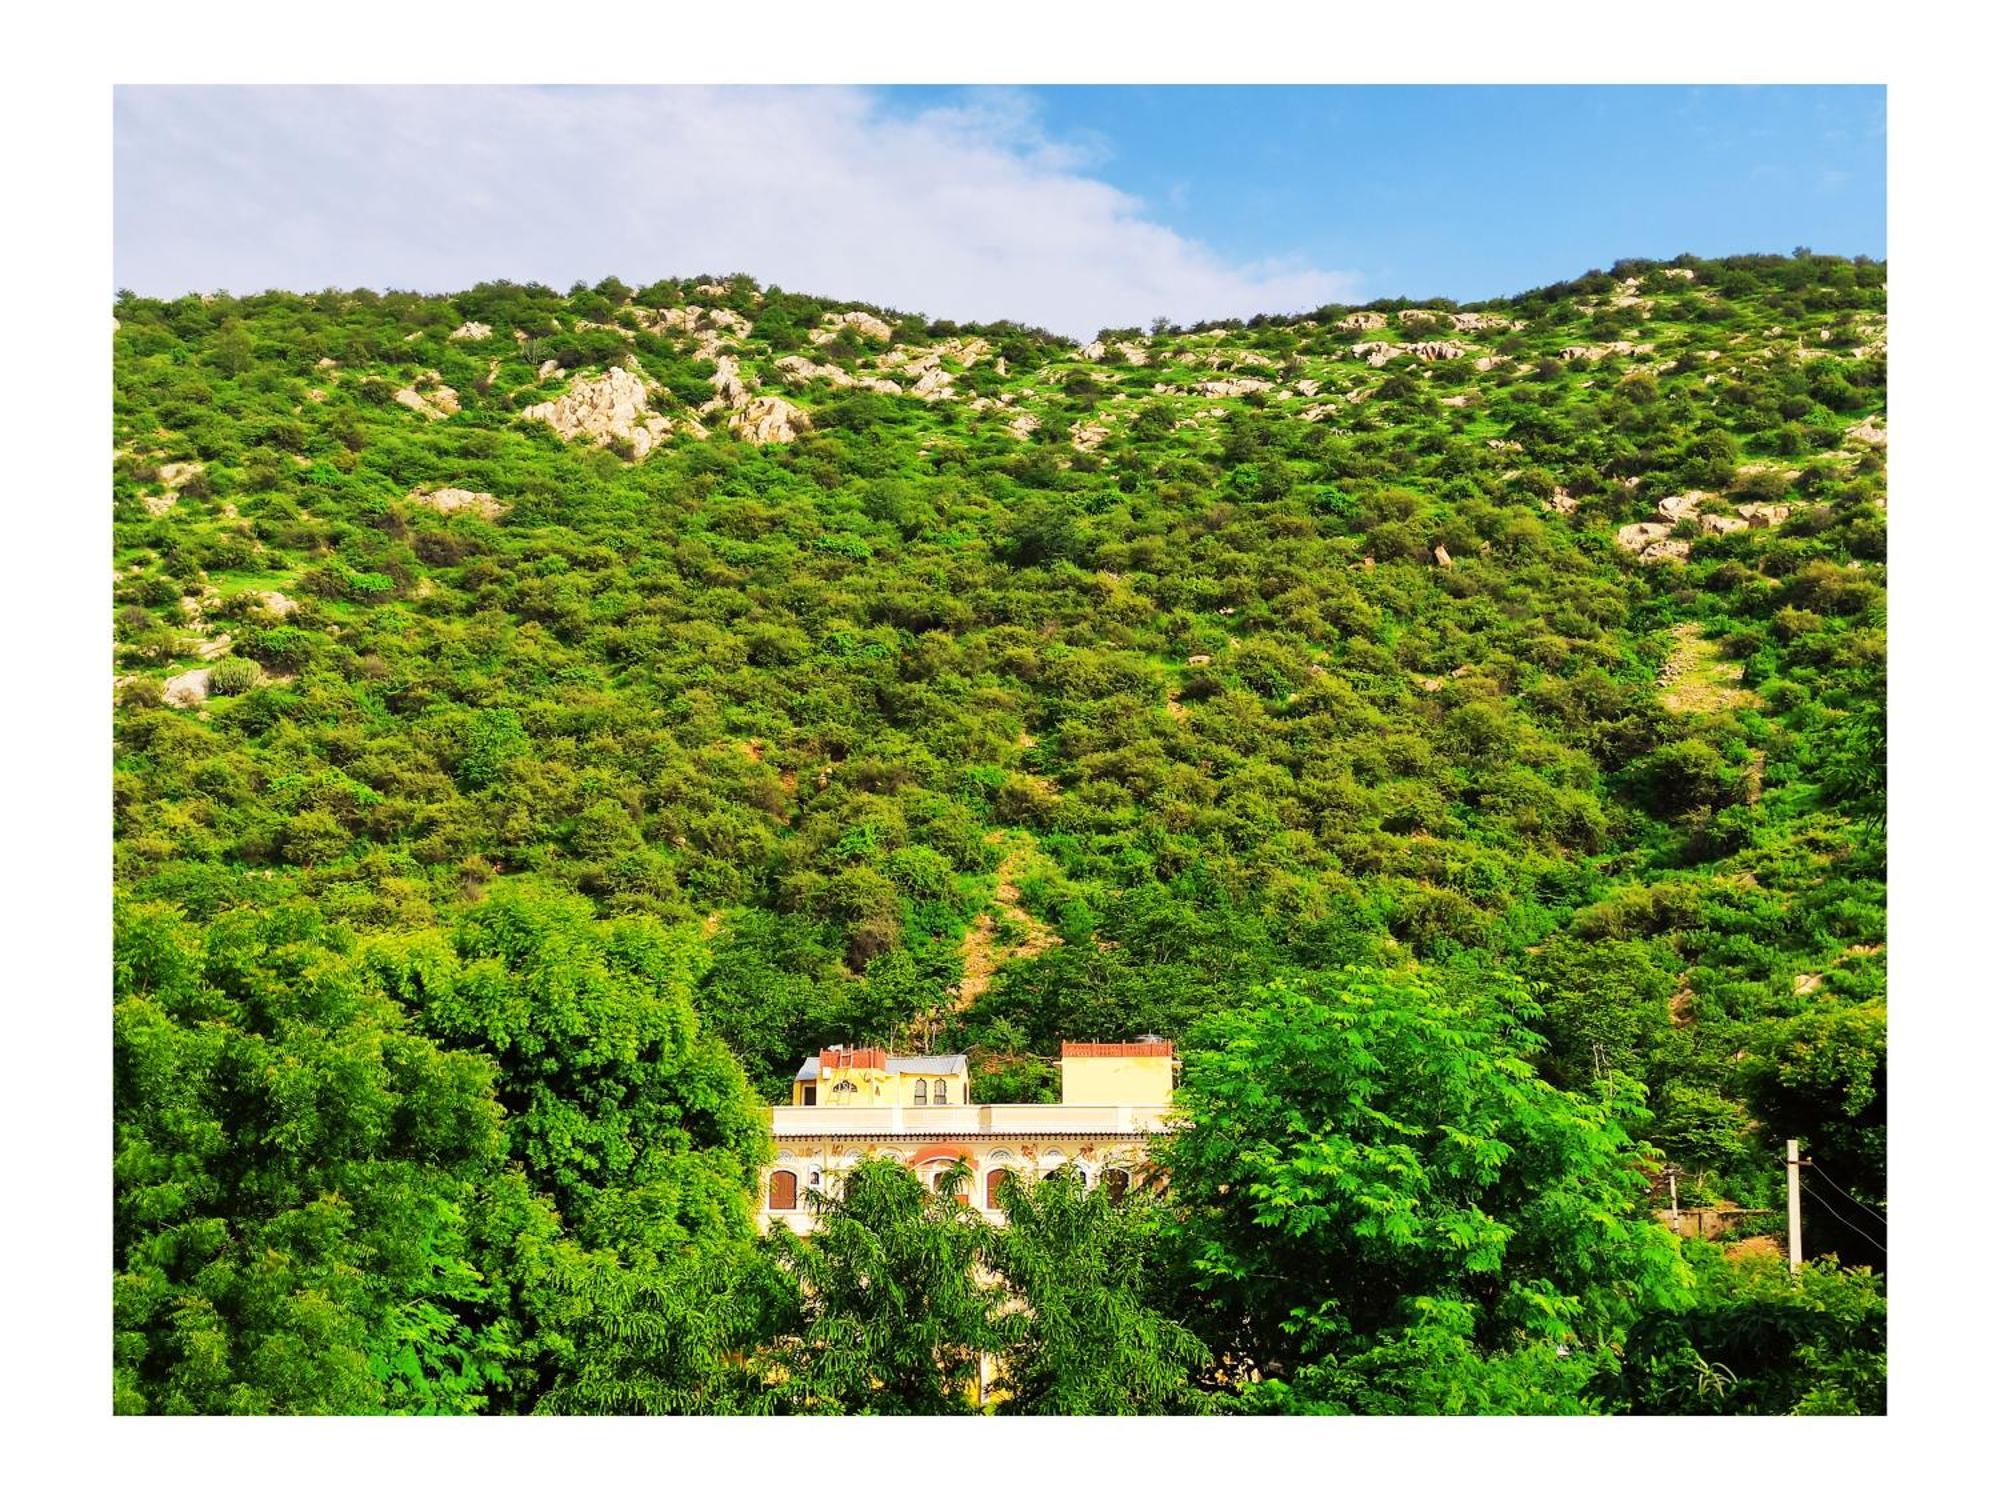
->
[791,1048,969,1107]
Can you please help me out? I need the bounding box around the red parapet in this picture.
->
[1061,1040,1175,1059]
[819,1046,889,1071]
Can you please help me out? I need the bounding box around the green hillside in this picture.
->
[111,252,1887,1414]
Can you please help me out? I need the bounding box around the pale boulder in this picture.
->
[730,396,808,445]
[812,309,896,344]
[163,668,211,708]
[394,377,460,420]
[411,487,506,520]
[522,366,673,459]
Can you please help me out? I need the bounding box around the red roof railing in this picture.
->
[1060,1041,1174,1059]
[819,1046,889,1071]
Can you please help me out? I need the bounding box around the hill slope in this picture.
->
[112,252,1887,1249]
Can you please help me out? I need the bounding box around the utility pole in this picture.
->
[1786,1139,1803,1272]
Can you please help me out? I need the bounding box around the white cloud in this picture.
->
[113,86,1358,338]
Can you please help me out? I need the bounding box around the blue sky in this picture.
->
[115,85,1884,337]
[919,86,1887,301]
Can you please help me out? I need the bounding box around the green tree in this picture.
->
[1158,969,1691,1413]
[762,1157,1003,1412]
[987,1167,1209,1413]
[1616,1248,1886,1414]
[368,887,768,1247]
[113,901,507,1414]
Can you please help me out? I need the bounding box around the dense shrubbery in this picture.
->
[112,255,1888,1412]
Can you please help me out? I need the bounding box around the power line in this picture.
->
[1807,1162,1887,1226]
[1799,1181,1888,1255]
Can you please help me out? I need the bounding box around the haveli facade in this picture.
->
[758,1039,1176,1233]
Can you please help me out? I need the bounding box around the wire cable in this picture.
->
[1807,1162,1887,1225]
[1799,1181,1888,1255]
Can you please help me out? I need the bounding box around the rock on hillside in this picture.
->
[730,396,808,445]
[523,366,675,458]
[411,487,506,520]
[162,667,211,708]
[394,376,460,420]
[812,309,896,344]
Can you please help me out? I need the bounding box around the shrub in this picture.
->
[205,656,263,696]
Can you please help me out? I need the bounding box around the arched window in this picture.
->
[767,1170,797,1212]
[831,1079,857,1096]
[985,1168,1010,1210]
[1103,1167,1130,1204]
[933,1079,949,1105]
[912,1080,927,1105]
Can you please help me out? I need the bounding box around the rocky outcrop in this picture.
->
[1616,522,1690,563]
[1736,502,1791,529]
[1071,420,1109,452]
[142,460,206,516]
[1009,412,1040,440]
[1661,267,1696,281]
[1558,341,1649,362]
[1338,312,1387,331]
[706,354,753,411]
[1195,377,1273,397]
[1700,513,1749,535]
[641,306,703,337]
[1350,340,1465,366]
[729,396,807,445]
[1449,312,1514,331]
[162,667,211,708]
[449,321,492,341]
[1847,414,1888,447]
[1545,487,1579,515]
[411,487,506,520]
[812,309,895,344]
[394,376,460,420]
[1656,492,1707,523]
[772,354,901,395]
[522,366,674,458]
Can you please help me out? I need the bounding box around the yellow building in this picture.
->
[759,1038,1177,1232]
[1057,1040,1176,1106]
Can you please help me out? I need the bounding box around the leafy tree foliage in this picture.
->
[1158,970,1691,1412]
[1616,1249,1887,1414]
[761,1158,1003,1413]
[113,902,506,1414]
[986,1167,1209,1413]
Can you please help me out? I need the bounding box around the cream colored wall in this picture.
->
[1059,1053,1174,1106]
